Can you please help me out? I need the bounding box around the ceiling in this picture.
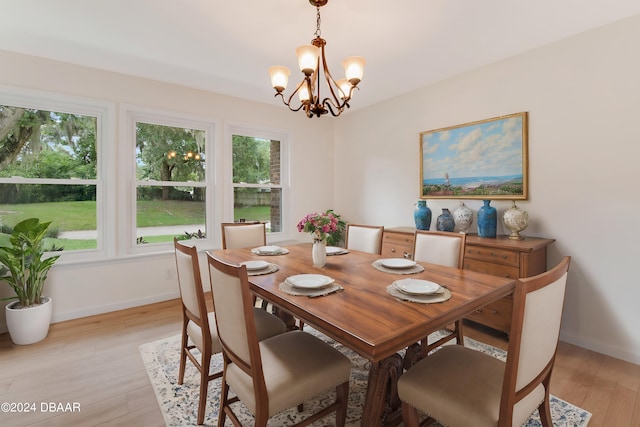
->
[2,0,640,111]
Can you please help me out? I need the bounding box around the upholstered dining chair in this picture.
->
[398,256,571,427]
[206,253,352,427]
[412,230,467,353]
[221,222,266,250]
[173,239,287,425]
[345,223,384,255]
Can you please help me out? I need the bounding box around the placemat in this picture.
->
[279,281,344,297]
[372,260,425,274]
[246,263,279,276]
[386,284,451,303]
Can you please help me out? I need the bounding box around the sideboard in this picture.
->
[381,227,555,334]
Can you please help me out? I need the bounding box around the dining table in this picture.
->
[209,242,516,427]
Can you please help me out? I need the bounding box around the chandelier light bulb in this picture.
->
[343,56,365,85]
[296,45,320,76]
[336,78,351,100]
[269,66,291,92]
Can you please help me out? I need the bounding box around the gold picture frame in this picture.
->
[420,112,528,200]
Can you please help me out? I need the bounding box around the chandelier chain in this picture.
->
[314,6,322,38]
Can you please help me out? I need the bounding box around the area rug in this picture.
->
[139,329,591,426]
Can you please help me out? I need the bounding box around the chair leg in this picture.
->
[401,401,421,427]
[178,330,189,384]
[455,319,465,346]
[335,381,349,427]
[538,397,553,427]
[197,351,211,426]
[218,378,230,427]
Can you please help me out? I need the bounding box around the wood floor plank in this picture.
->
[0,297,634,426]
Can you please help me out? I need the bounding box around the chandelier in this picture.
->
[268,0,365,118]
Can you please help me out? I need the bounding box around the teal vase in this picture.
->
[414,201,432,230]
[477,200,497,238]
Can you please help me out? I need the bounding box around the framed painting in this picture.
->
[420,112,528,200]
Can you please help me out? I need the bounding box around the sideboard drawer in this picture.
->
[381,231,414,259]
[465,246,519,267]
[463,258,520,279]
[466,296,513,333]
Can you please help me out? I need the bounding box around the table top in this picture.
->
[209,243,516,362]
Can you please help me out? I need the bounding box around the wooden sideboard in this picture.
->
[381,227,555,334]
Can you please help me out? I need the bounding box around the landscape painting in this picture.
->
[420,112,528,200]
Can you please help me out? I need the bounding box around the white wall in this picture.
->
[0,50,333,331]
[333,14,640,363]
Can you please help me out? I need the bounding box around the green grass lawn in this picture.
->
[0,200,270,250]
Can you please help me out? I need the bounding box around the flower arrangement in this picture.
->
[297,210,343,243]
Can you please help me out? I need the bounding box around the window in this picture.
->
[0,89,111,258]
[231,131,286,234]
[131,112,214,249]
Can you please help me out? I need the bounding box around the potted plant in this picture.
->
[0,218,62,345]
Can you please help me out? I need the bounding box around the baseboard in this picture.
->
[560,330,640,365]
[50,291,180,324]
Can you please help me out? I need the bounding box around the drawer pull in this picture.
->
[491,252,496,257]
[476,308,483,313]
[502,255,507,259]
[504,273,511,278]
[492,310,498,314]
[403,252,412,259]
[390,248,396,253]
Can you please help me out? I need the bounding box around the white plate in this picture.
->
[241,260,270,271]
[393,278,442,295]
[255,245,282,254]
[286,274,334,289]
[326,246,346,255]
[380,258,417,269]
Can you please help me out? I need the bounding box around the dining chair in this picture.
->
[398,256,571,427]
[412,230,467,353]
[173,239,287,425]
[345,223,384,255]
[206,253,352,427]
[221,222,267,250]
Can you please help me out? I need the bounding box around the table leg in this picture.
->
[361,353,404,427]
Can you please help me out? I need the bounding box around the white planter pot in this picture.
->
[5,297,53,345]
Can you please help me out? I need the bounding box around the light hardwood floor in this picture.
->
[1,298,638,426]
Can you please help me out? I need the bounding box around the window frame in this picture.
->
[225,124,290,243]
[0,85,115,263]
[120,105,218,255]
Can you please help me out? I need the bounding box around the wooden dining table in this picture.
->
[209,243,516,427]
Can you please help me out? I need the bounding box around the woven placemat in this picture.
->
[279,281,344,297]
[246,263,279,276]
[372,260,425,275]
[386,285,451,303]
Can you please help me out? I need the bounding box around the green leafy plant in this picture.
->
[0,218,62,308]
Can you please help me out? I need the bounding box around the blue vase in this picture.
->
[477,200,497,238]
[436,208,455,232]
[414,200,432,230]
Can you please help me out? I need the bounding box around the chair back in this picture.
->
[501,256,571,425]
[221,222,266,249]
[207,254,262,378]
[345,224,384,254]
[174,239,208,326]
[412,230,466,268]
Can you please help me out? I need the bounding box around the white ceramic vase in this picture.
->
[502,201,529,240]
[453,202,473,233]
[312,240,327,267]
[5,297,53,345]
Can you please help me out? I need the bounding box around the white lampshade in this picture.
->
[268,66,291,92]
[343,56,365,85]
[296,45,320,75]
[336,78,351,100]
